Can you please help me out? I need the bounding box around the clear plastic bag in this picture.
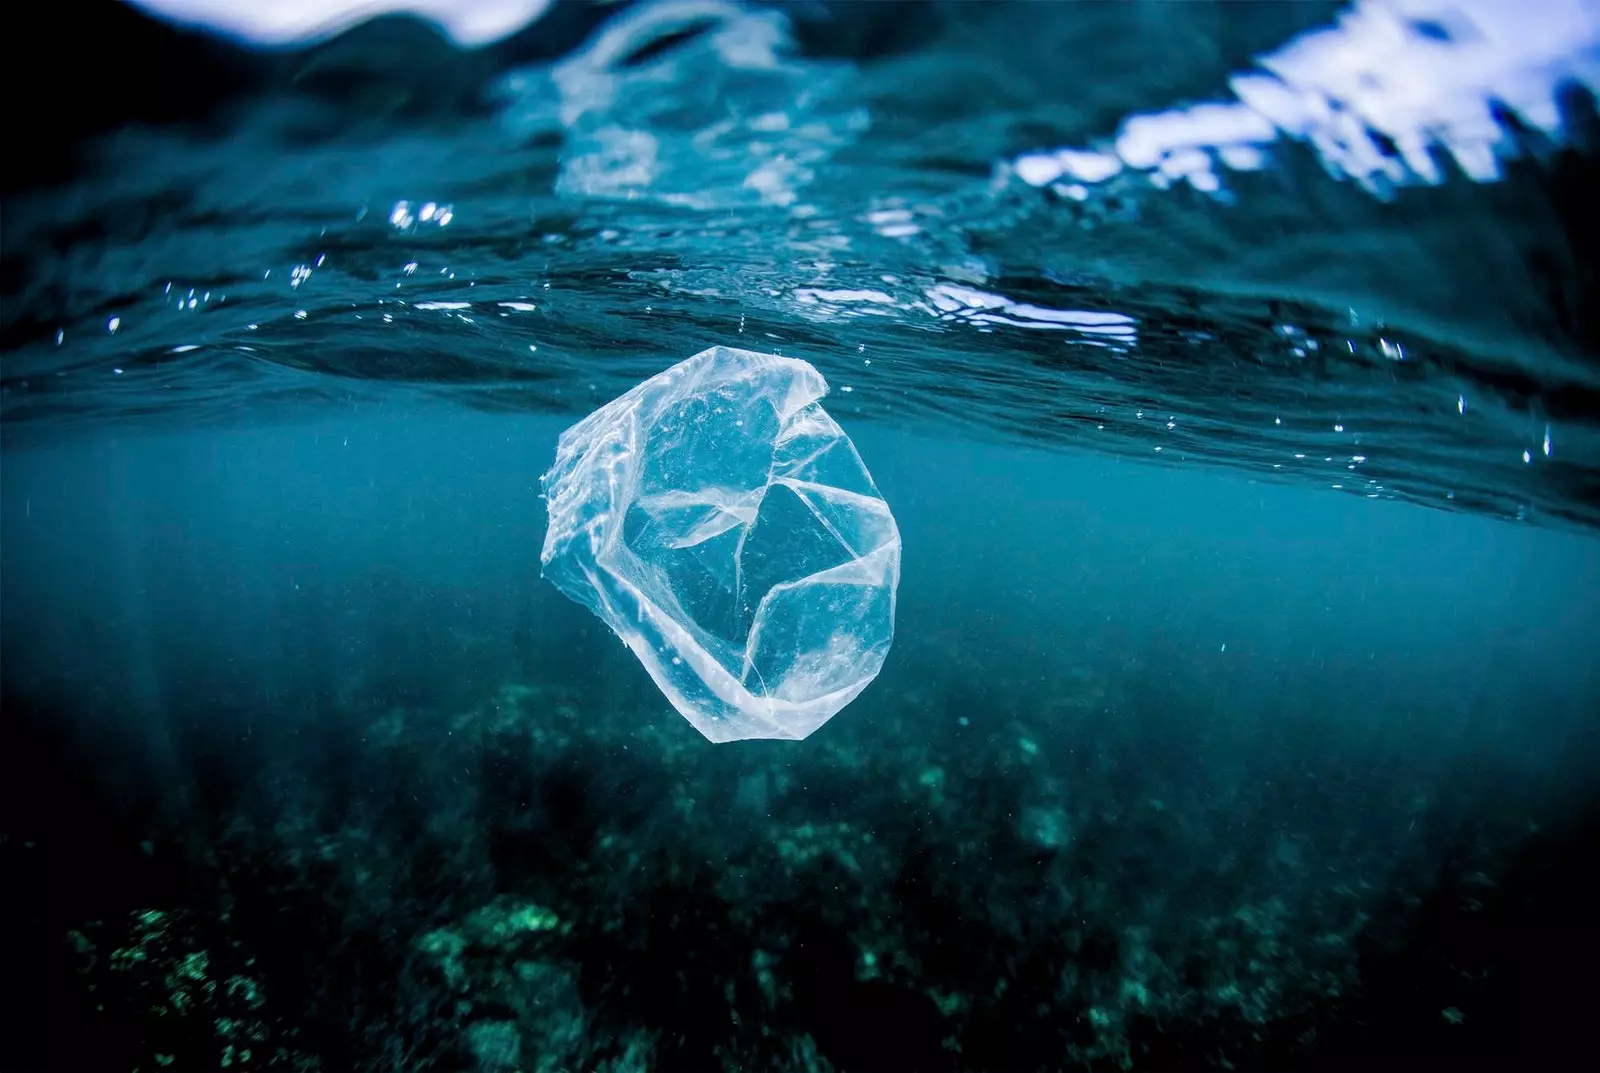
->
[541,346,901,741]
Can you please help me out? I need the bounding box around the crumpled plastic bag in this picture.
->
[540,345,900,742]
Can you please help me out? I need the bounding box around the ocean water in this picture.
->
[3,2,1599,1070]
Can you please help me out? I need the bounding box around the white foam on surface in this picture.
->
[1010,0,1600,198]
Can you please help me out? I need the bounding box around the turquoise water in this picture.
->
[4,2,1599,1070]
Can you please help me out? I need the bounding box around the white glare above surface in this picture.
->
[127,0,552,47]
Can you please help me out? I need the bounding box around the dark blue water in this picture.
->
[4,2,1599,1070]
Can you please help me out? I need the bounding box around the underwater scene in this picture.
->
[4,1,1599,1070]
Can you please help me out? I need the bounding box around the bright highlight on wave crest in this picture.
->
[789,281,1138,349]
[924,285,1138,344]
[1011,0,1600,199]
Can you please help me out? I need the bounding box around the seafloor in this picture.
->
[9,653,1595,1072]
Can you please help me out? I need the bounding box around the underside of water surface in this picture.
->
[4,2,1599,1071]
